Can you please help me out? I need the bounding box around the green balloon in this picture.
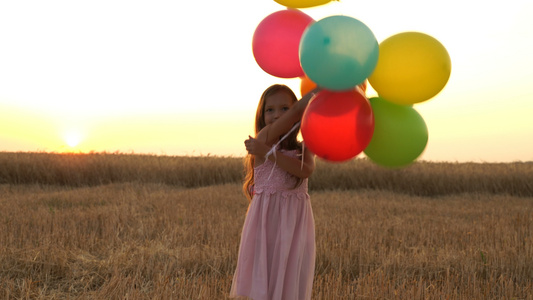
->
[364,97,428,168]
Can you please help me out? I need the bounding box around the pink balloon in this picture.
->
[301,90,374,162]
[252,9,314,78]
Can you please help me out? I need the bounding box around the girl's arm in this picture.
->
[244,136,315,179]
[257,87,321,146]
[266,146,315,179]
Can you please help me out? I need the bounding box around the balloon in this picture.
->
[252,9,314,78]
[363,97,428,168]
[274,0,332,8]
[300,76,368,98]
[299,15,379,91]
[300,75,317,96]
[301,90,374,162]
[368,32,451,105]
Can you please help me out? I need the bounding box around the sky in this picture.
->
[0,0,532,163]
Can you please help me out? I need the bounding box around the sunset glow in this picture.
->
[1,1,532,162]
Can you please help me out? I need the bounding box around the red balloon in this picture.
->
[252,9,314,78]
[301,90,374,162]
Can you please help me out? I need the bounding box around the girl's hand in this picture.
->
[298,86,322,110]
[303,86,322,99]
[244,135,270,157]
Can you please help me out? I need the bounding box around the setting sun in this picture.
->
[64,130,82,148]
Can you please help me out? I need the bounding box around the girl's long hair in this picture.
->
[243,84,301,201]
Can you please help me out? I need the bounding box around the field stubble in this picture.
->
[0,152,532,299]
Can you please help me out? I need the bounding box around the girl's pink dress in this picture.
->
[230,149,316,300]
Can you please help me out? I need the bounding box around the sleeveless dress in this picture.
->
[230,149,316,300]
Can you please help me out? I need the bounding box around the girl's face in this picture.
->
[263,91,293,126]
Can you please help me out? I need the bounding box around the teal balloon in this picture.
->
[299,15,379,91]
[364,97,428,168]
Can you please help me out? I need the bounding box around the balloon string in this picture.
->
[265,121,301,180]
[301,141,305,171]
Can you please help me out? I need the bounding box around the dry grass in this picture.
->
[1,152,532,196]
[1,183,243,299]
[312,190,533,299]
[0,152,532,299]
[0,152,243,188]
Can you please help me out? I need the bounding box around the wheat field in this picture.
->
[1,152,532,299]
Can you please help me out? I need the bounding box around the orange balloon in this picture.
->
[301,76,368,97]
[300,76,317,96]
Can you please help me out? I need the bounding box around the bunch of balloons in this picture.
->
[251,0,451,167]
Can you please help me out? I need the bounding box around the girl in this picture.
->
[230,84,321,300]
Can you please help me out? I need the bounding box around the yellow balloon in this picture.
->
[274,0,332,9]
[368,32,451,105]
